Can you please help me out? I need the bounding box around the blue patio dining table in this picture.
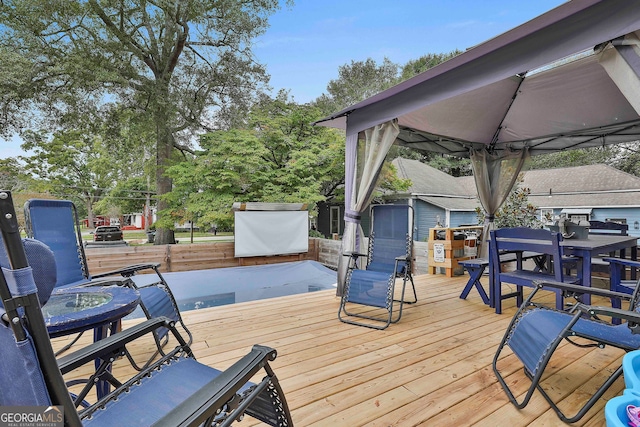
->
[559,234,638,304]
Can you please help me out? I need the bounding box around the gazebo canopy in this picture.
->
[316,0,640,156]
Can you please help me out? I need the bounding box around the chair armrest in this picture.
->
[57,317,177,374]
[151,345,278,427]
[603,257,640,269]
[534,279,633,301]
[92,263,162,279]
[395,255,410,261]
[576,304,640,332]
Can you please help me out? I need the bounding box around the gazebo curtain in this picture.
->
[336,119,400,296]
[470,147,530,258]
[598,30,640,115]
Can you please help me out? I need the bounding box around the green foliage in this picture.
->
[20,129,115,210]
[400,50,463,80]
[315,58,400,115]
[475,174,544,229]
[166,94,345,227]
[529,146,619,170]
[0,47,48,136]
[0,0,287,244]
[427,154,472,177]
[527,144,640,178]
[320,52,473,177]
[370,162,413,203]
[616,144,640,177]
[0,158,32,191]
[18,103,155,223]
[315,51,463,117]
[309,229,325,238]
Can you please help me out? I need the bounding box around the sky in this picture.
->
[1,0,566,158]
[253,0,567,103]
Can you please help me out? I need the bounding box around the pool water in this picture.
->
[127,261,337,316]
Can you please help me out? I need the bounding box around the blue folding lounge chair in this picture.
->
[0,190,294,427]
[339,204,417,330]
[493,278,640,423]
[24,198,192,364]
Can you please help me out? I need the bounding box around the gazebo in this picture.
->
[315,0,640,293]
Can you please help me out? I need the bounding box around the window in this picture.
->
[568,214,589,222]
[330,206,340,235]
[540,209,554,223]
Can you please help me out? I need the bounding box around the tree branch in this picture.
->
[87,0,157,73]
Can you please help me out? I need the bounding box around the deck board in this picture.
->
[55,273,625,426]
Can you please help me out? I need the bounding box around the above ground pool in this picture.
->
[127,260,337,315]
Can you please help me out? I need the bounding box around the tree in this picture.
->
[166,93,346,228]
[475,174,544,229]
[0,46,53,137]
[528,146,619,170]
[427,154,473,177]
[316,53,473,177]
[615,143,640,177]
[400,51,462,81]
[0,0,289,244]
[0,158,32,192]
[20,129,119,227]
[314,58,400,115]
[92,106,156,228]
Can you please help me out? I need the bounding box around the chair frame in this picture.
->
[24,198,192,365]
[339,204,417,330]
[494,279,640,423]
[0,190,294,427]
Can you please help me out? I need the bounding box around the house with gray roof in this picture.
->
[520,164,640,238]
[316,158,640,242]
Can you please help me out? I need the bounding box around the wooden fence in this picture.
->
[85,237,433,276]
[85,239,320,275]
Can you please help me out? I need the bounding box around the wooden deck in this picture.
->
[56,273,627,426]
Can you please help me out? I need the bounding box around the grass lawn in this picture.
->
[80,229,234,244]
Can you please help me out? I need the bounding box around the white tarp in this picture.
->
[234,211,309,257]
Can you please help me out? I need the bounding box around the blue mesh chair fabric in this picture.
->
[0,249,56,406]
[339,205,416,329]
[344,270,392,308]
[0,323,51,406]
[24,199,87,288]
[0,237,57,306]
[494,280,640,423]
[367,205,411,273]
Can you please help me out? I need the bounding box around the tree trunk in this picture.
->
[144,175,151,233]
[86,198,94,229]
[152,83,176,245]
